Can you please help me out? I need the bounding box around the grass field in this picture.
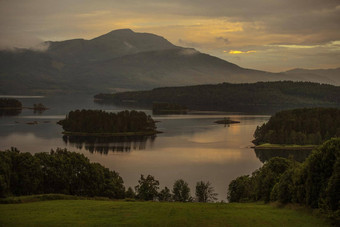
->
[255,143,317,150]
[0,197,331,226]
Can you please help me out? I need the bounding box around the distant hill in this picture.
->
[95,81,340,113]
[283,68,340,85]
[0,29,339,95]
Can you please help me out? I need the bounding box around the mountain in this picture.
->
[0,29,339,95]
[46,29,178,63]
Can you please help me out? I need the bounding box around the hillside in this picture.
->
[0,29,339,95]
[95,81,340,113]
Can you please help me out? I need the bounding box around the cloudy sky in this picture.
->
[0,0,339,72]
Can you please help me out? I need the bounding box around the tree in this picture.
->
[227,175,251,202]
[135,174,159,201]
[303,138,340,208]
[158,187,172,202]
[253,157,293,202]
[172,179,191,202]
[125,187,136,199]
[195,181,218,202]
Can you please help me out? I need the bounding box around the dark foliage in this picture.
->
[125,187,136,199]
[172,179,191,202]
[195,181,218,202]
[135,174,159,201]
[158,187,172,202]
[228,138,340,217]
[95,81,340,113]
[0,148,125,198]
[58,109,156,134]
[253,108,340,145]
[0,98,22,109]
[0,98,22,116]
[227,175,252,202]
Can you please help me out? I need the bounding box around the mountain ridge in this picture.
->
[0,29,339,95]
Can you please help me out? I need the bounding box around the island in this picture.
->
[252,107,340,149]
[214,117,240,124]
[32,103,48,112]
[57,109,159,136]
[152,102,187,115]
[0,98,22,109]
[0,98,22,116]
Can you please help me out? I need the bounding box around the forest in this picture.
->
[253,108,340,145]
[227,138,340,218]
[58,110,157,135]
[95,81,340,113]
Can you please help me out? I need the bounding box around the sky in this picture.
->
[0,0,339,72]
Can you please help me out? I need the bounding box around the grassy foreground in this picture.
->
[0,197,331,226]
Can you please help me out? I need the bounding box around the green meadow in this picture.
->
[0,197,331,226]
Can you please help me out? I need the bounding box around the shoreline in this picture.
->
[62,130,161,137]
[253,143,317,150]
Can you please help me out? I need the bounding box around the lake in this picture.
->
[0,95,310,201]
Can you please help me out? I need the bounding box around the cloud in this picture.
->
[0,0,338,71]
[216,37,230,45]
[178,39,202,48]
[0,31,49,51]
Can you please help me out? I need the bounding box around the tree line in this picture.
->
[0,148,125,198]
[228,138,340,217]
[0,148,218,203]
[127,175,218,202]
[95,81,340,114]
[253,108,340,145]
[58,110,156,134]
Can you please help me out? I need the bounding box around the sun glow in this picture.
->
[227,50,257,54]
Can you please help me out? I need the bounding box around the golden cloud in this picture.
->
[226,50,257,54]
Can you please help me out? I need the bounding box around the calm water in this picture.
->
[0,95,273,200]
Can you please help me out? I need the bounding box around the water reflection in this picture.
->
[0,108,22,117]
[62,135,156,154]
[254,148,313,163]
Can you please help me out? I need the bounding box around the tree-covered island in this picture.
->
[0,98,22,109]
[0,98,23,116]
[253,107,340,148]
[214,117,240,124]
[58,109,158,136]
